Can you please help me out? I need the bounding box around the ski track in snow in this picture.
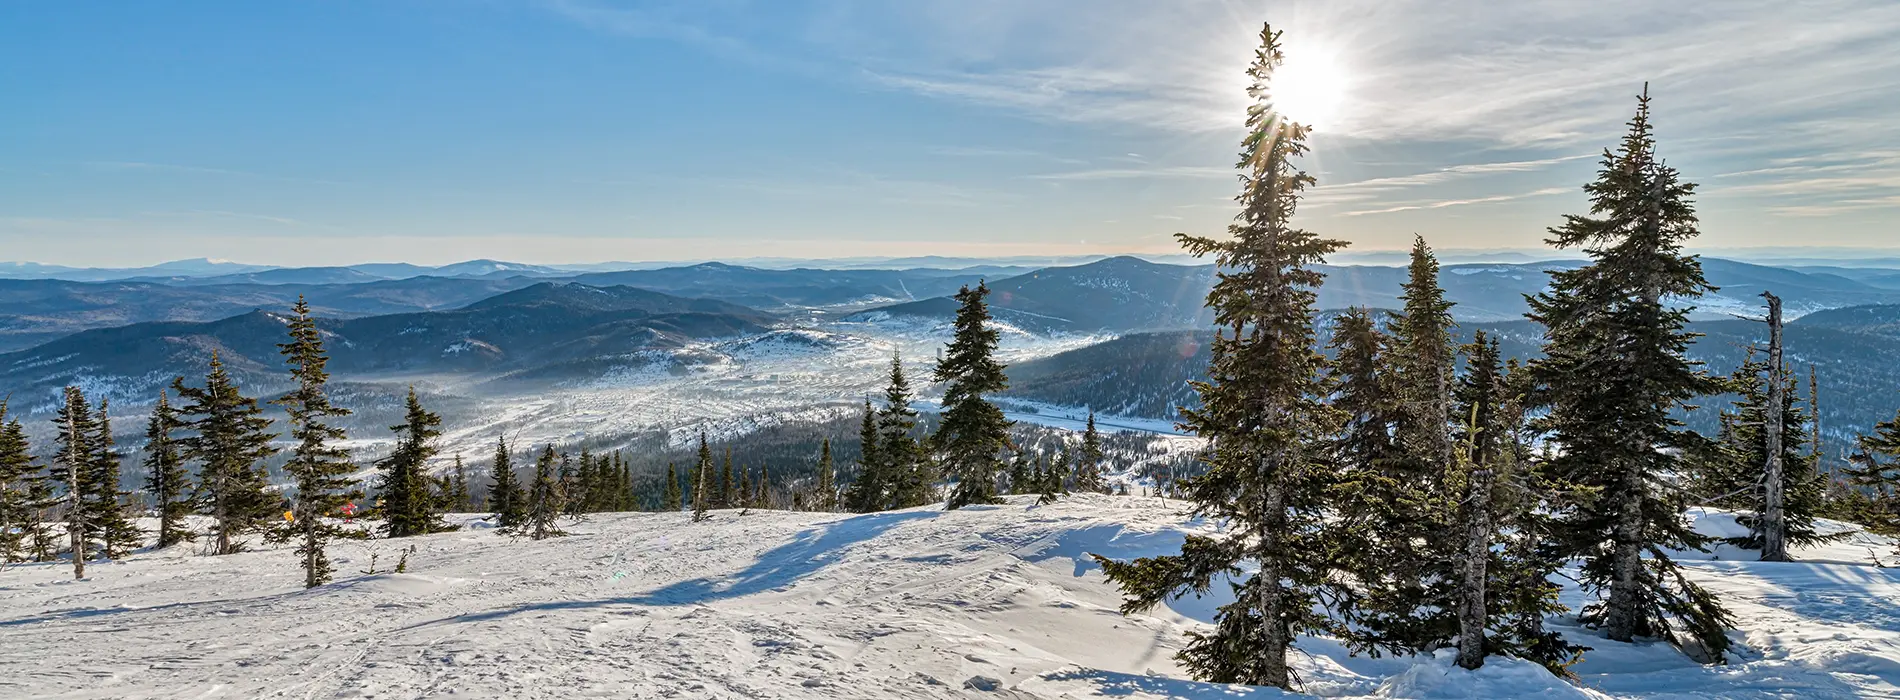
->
[4,497,1898,699]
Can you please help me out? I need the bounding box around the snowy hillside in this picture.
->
[4,496,1897,698]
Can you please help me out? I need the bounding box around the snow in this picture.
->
[5,497,1897,698]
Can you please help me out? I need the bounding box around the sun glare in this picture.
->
[1271,51,1348,130]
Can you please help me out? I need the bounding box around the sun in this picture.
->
[1271,50,1348,130]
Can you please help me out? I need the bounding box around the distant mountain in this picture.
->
[0,282,775,410]
[567,262,989,309]
[0,276,546,352]
[129,266,389,286]
[1793,304,1900,339]
[0,258,273,281]
[860,256,1900,331]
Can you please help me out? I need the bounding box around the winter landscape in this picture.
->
[6,2,1900,699]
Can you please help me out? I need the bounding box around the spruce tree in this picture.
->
[523,445,566,539]
[813,439,836,512]
[1846,407,1900,532]
[1526,86,1732,660]
[1007,450,1032,496]
[450,455,471,513]
[375,388,448,538]
[1074,412,1108,494]
[736,458,752,511]
[86,399,142,559]
[175,354,280,555]
[143,392,193,550]
[54,388,94,577]
[880,355,933,510]
[274,296,361,587]
[1697,353,1836,552]
[933,283,1012,509]
[843,399,884,513]
[0,404,41,563]
[755,463,770,510]
[489,436,525,530]
[691,433,713,522]
[719,448,735,510]
[1389,236,1457,478]
[663,462,682,512]
[1092,24,1346,690]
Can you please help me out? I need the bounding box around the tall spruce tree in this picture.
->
[274,296,362,587]
[718,448,735,510]
[1696,354,1836,552]
[1074,413,1108,494]
[934,282,1013,509]
[523,445,566,539]
[376,388,448,538]
[143,392,193,550]
[880,354,933,510]
[843,399,885,513]
[691,433,713,522]
[175,354,280,555]
[490,436,525,530]
[54,388,94,577]
[1526,86,1732,660]
[1091,24,1347,690]
[87,399,142,559]
[814,438,836,512]
[663,462,682,512]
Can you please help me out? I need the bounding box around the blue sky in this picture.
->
[3,1,1896,266]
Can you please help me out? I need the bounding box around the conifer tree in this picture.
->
[0,404,41,563]
[175,354,280,555]
[843,399,884,513]
[755,463,770,510]
[736,459,752,510]
[1007,450,1032,496]
[1074,412,1108,494]
[933,283,1012,509]
[86,399,142,559]
[1092,24,1346,690]
[813,439,836,512]
[558,451,583,517]
[1696,353,1836,552]
[1526,86,1732,660]
[1846,407,1900,532]
[691,433,713,522]
[143,392,193,550]
[663,462,682,512]
[376,388,448,538]
[619,457,634,511]
[523,445,566,539]
[1389,236,1457,479]
[879,355,933,510]
[450,455,471,513]
[1035,453,1061,506]
[489,436,524,530]
[719,448,735,510]
[54,388,94,577]
[274,296,361,587]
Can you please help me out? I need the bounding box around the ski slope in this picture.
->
[2,496,1897,698]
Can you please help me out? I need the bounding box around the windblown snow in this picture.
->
[3,496,1897,698]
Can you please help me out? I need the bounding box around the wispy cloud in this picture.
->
[1025,165,1233,182]
[1342,187,1569,216]
[1306,155,1591,206]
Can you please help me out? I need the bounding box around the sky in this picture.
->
[2,0,1897,267]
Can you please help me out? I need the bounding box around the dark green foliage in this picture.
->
[375,388,448,538]
[1694,355,1839,550]
[662,462,682,512]
[523,445,566,539]
[490,436,525,530]
[692,433,712,522]
[934,282,1012,509]
[843,399,884,513]
[0,403,47,563]
[1093,24,1346,691]
[812,439,836,512]
[1844,407,1900,533]
[143,392,194,550]
[450,455,471,512]
[1526,87,1733,660]
[1073,413,1107,494]
[719,448,735,510]
[174,354,280,555]
[87,399,142,559]
[273,297,363,587]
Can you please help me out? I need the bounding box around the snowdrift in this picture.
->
[2,495,1897,698]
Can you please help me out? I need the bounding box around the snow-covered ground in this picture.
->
[4,497,1897,698]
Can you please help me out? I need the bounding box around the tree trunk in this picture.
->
[1760,292,1789,562]
[1256,476,1292,689]
[1456,465,1495,670]
[1603,461,1645,642]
